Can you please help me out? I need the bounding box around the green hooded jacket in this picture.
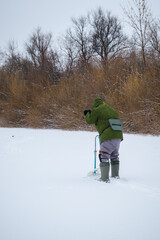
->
[85,98,123,143]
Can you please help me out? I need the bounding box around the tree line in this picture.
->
[0,0,160,134]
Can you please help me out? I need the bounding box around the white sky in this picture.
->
[0,0,160,52]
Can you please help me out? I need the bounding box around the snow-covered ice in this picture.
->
[0,128,160,240]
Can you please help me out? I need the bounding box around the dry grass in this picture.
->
[0,61,160,135]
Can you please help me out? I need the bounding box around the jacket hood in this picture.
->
[92,98,103,108]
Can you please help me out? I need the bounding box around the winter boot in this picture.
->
[100,162,110,182]
[111,161,120,178]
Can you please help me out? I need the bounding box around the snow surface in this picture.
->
[0,128,160,240]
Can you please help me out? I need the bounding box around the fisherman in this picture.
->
[84,98,123,182]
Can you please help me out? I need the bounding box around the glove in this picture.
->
[84,110,91,116]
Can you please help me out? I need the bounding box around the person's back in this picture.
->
[85,98,123,143]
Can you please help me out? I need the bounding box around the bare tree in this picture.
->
[123,0,152,66]
[26,27,60,83]
[3,41,22,73]
[63,16,93,70]
[0,48,4,67]
[26,27,52,69]
[90,8,127,63]
[149,21,160,58]
[61,32,78,73]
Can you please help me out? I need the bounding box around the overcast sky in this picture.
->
[0,0,160,52]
